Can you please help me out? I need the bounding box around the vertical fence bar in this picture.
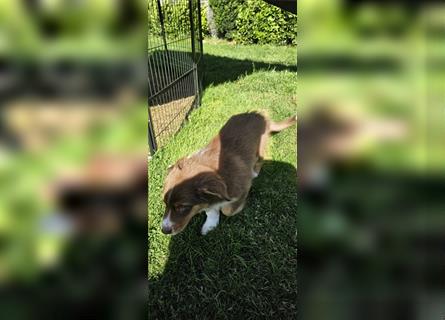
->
[148,108,157,155]
[188,0,196,62]
[156,0,168,52]
[197,0,204,55]
[188,0,200,109]
[196,0,204,101]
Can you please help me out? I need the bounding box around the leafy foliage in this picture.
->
[208,0,244,40]
[208,0,296,45]
[148,1,209,39]
[149,0,296,45]
[234,0,297,45]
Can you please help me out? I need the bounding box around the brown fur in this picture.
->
[162,112,296,234]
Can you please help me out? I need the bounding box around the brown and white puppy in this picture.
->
[161,112,296,235]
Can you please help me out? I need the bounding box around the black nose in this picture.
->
[161,225,172,234]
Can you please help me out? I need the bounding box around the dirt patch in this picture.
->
[149,95,195,148]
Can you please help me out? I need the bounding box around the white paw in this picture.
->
[201,223,217,235]
[251,169,259,178]
[201,208,220,235]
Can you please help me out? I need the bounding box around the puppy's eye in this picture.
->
[175,205,191,213]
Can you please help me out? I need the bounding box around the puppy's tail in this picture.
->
[269,115,297,133]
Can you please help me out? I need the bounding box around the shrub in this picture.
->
[200,2,210,37]
[148,2,161,36]
[208,0,244,40]
[149,0,297,46]
[162,2,190,37]
[148,1,209,39]
[234,0,297,45]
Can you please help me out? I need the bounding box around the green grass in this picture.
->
[148,40,297,319]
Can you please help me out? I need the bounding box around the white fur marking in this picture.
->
[251,169,259,178]
[162,214,173,230]
[201,208,220,235]
[200,199,237,235]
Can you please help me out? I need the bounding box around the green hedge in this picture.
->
[209,0,296,45]
[234,0,297,45]
[208,0,244,40]
[148,2,208,39]
[149,0,296,46]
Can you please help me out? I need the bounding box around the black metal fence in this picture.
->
[148,0,203,155]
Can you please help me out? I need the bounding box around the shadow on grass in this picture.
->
[202,53,297,89]
[148,50,297,105]
[148,160,297,319]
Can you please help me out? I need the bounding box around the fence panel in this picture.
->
[148,0,203,154]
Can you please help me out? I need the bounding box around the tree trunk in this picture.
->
[203,0,217,38]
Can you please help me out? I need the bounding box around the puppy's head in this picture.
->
[161,158,230,235]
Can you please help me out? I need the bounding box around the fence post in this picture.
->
[196,0,204,99]
[156,0,168,51]
[188,0,200,108]
[148,108,157,155]
[197,0,204,55]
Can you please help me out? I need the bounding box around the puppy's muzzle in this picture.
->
[161,215,174,235]
[161,225,172,234]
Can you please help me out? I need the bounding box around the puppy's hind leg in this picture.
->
[252,158,263,178]
[221,194,248,217]
[253,131,268,177]
[201,208,220,235]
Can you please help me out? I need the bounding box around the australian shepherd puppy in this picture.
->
[161,112,296,235]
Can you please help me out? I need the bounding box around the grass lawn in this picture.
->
[148,39,297,319]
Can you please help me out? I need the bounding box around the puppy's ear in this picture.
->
[197,173,230,202]
[176,158,186,170]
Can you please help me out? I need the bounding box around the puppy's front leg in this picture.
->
[201,208,220,235]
